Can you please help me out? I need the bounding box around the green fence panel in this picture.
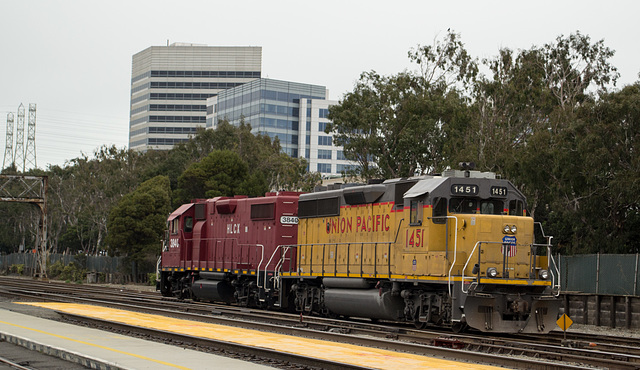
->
[599,254,638,296]
[562,254,597,294]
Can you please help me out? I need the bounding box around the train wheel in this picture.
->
[451,322,468,333]
[414,320,427,329]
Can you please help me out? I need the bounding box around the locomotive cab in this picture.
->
[158,203,196,297]
[399,170,560,332]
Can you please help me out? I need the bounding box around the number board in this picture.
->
[451,184,478,196]
[280,216,299,225]
[490,186,508,197]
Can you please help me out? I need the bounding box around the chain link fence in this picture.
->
[0,253,152,284]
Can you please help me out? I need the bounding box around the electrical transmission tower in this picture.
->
[2,113,14,171]
[24,103,37,170]
[13,104,25,172]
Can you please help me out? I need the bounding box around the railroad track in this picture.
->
[1,276,638,369]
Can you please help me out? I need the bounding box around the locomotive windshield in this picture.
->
[448,198,504,215]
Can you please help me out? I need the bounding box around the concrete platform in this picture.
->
[0,307,272,369]
[3,302,502,370]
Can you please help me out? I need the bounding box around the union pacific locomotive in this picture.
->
[158,169,561,333]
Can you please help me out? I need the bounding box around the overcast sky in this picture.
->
[1,0,638,169]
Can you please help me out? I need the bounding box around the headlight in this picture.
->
[510,225,517,234]
[539,269,549,280]
[486,267,498,278]
[503,225,510,234]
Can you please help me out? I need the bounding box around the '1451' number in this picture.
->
[406,229,424,248]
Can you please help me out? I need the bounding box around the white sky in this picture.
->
[0,0,638,169]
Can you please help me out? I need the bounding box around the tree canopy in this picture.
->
[106,175,173,261]
[0,30,637,261]
[328,30,637,254]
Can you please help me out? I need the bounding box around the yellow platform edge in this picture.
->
[17,302,502,370]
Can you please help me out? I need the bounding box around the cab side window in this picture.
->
[170,219,179,234]
[184,216,193,233]
[432,197,447,224]
[509,200,524,216]
[409,200,422,225]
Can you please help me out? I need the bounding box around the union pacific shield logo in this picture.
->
[501,235,517,257]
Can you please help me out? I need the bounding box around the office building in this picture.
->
[129,43,262,151]
[208,78,358,176]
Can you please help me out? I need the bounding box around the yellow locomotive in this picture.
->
[282,168,560,333]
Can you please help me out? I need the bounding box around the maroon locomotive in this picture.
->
[158,192,301,309]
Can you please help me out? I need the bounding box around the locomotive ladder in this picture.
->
[259,245,295,305]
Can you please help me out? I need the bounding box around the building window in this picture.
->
[337,164,358,173]
[148,127,198,134]
[150,104,207,112]
[150,93,216,101]
[318,136,332,146]
[149,116,206,123]
[149,70,261,78]
[318,149,332,160]
[317,163,332,173]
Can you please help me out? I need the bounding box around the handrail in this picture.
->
[176,236,264,272]
[462,239,557,294]
[461,241,482,294]
[294,242,394,247]
[294,242,393,277]
[461,240,526,294]
[262,244,291,291]
[272,245,295,290]
[155,255,162,282]
[254,244,264,289]
[535,222,560,295]
[428,215,459,297]
[444,216,459,297]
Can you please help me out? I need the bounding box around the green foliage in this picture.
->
[175,150,252,202]
[328,30,475,180]
[0,30,634,257]
[327,30,636,254]
[106,175,173,261]
[48,260,87,282]
[148,272,157,286]
[9,264,25,275]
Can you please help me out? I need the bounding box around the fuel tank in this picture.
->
[323,278,372,289]
[190,280,234,304]
[324,288,404,321]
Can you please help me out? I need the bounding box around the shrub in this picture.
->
[10,264,25,275]
[147,272,157,286]
[48,260,86,283]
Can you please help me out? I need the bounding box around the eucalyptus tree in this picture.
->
[550,82,640,254]
[327,30,477,180]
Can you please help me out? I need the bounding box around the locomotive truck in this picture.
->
[158,168,561,333]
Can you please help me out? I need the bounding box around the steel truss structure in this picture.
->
[0,175,48,277]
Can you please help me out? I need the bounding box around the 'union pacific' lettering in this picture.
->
[326,214,390,234]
